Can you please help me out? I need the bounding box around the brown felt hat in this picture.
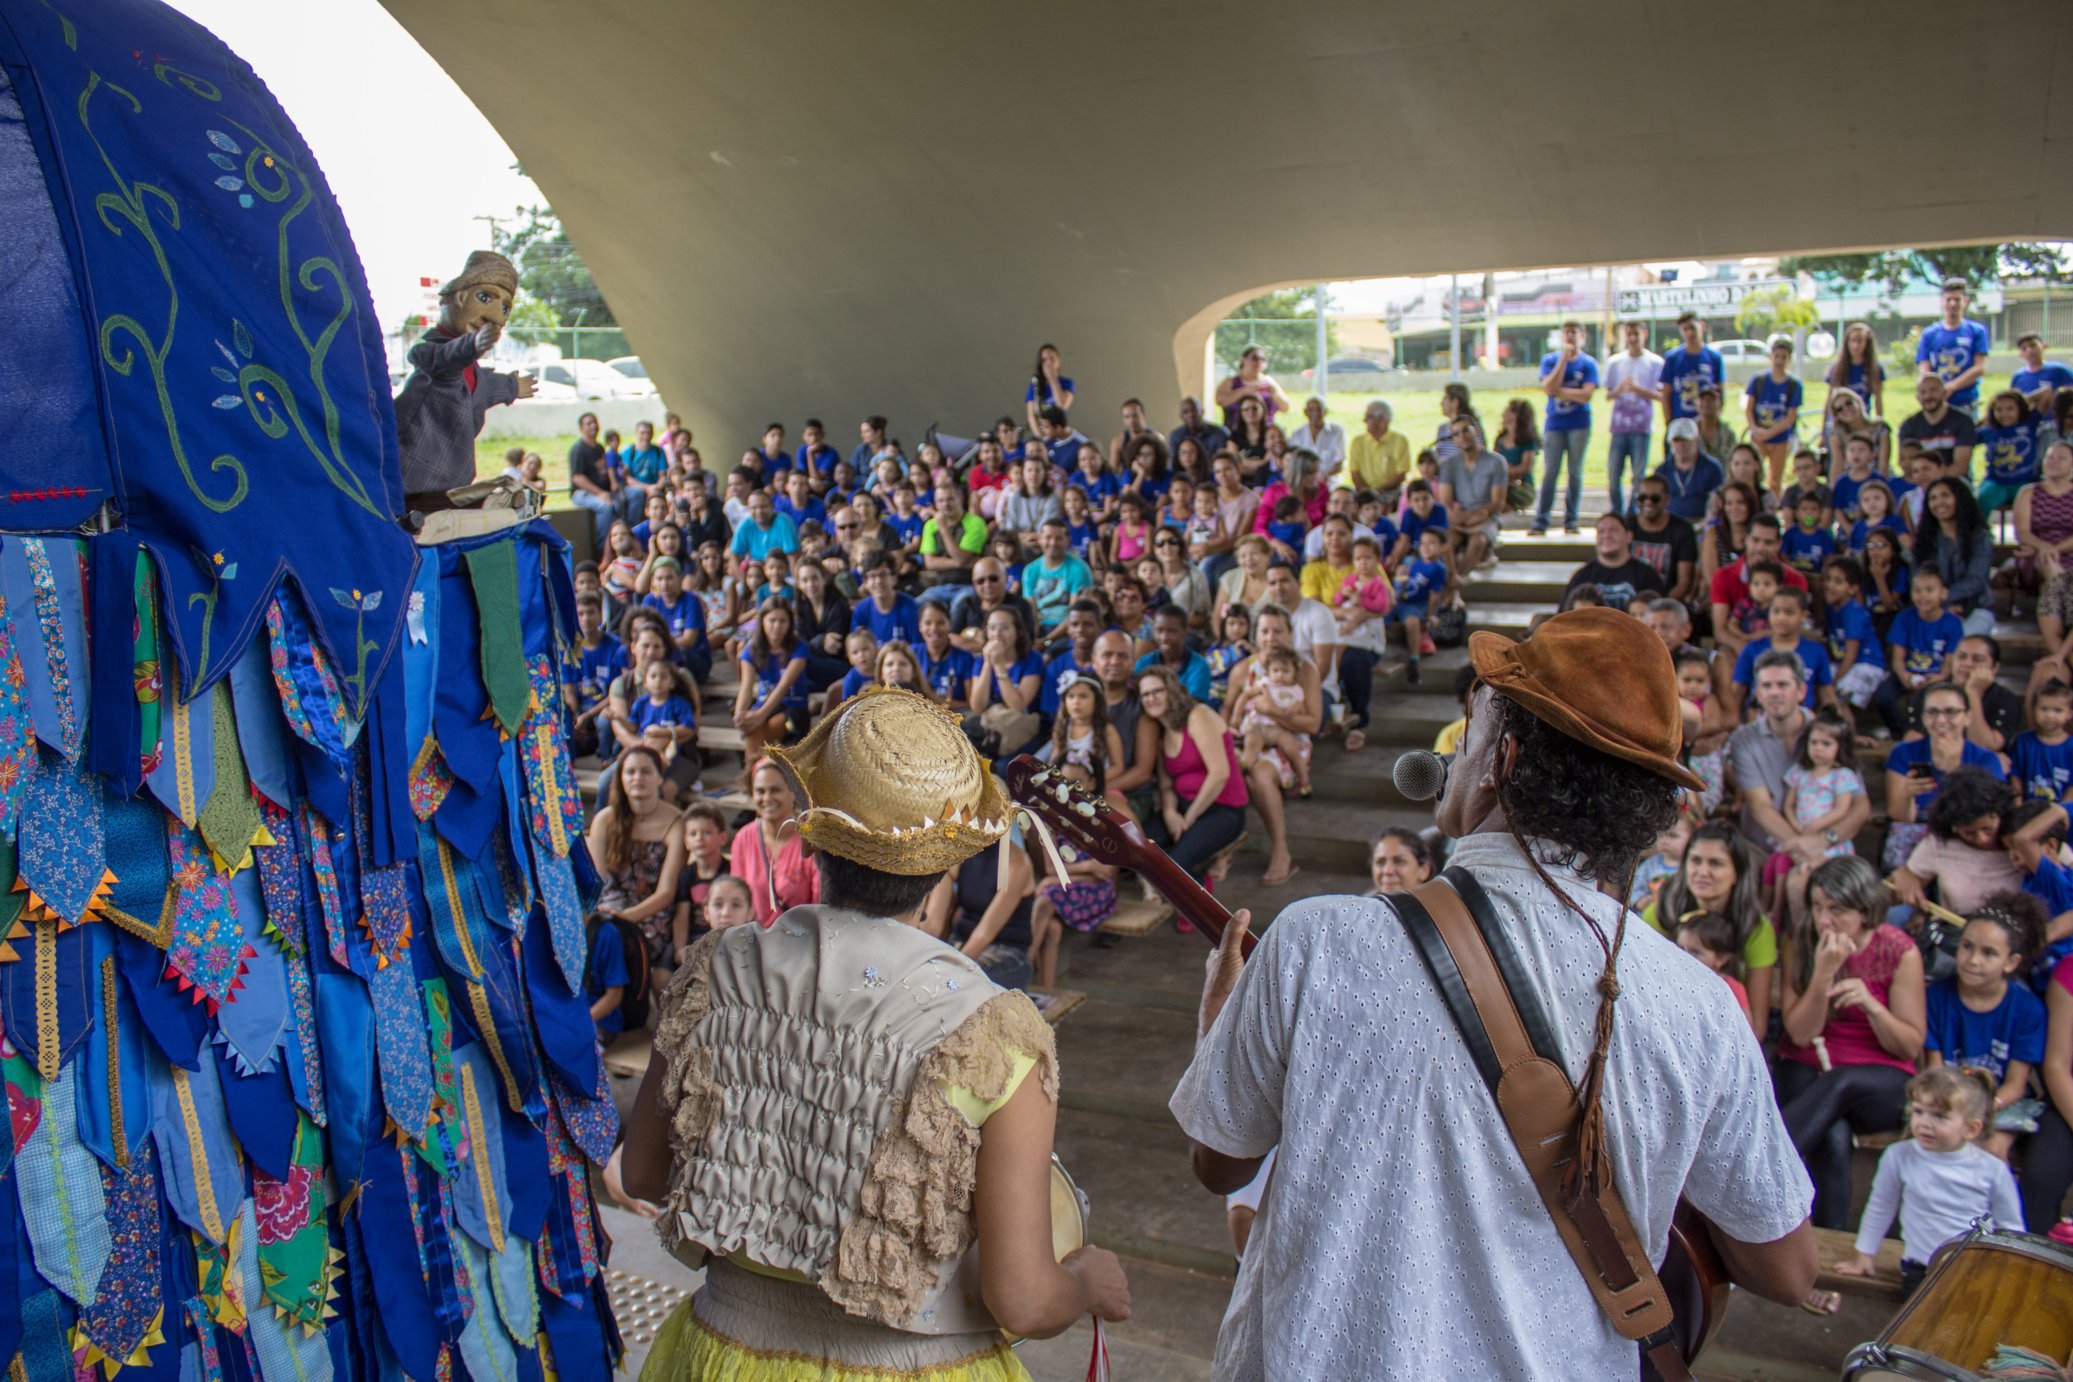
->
[440,250,519,299]
[1468,607,1703,790]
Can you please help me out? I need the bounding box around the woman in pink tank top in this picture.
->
[1135,664,1249,904]
[1773,856,1925,1246]
[2018,441,2073,700]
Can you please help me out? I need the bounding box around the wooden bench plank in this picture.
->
[1028,988,1085,1025]
[698,725,746,753]
[1099,899,1173,937]
[1813,1225,1906,1302]
[601,1031,654,1081]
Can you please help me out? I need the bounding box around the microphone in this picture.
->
[1392,750,1452,802]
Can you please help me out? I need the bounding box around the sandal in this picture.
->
[1799,1290,1842,1316]
[1260,862,1301,887]
[1344,729,1366,753]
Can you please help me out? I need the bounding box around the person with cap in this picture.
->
[1652,417,1726,522]
[623,686,1132,1378]
[393,249,537,502]
[1171,608,1816,1380]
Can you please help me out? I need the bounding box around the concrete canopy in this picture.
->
[383,0,2071,453]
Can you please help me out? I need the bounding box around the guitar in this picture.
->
[1002,753,1730,1374]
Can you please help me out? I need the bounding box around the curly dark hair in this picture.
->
[1924,766,2010,841]
[1969,890,2044,968]
[1490,694,1683,888]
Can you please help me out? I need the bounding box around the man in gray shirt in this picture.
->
[1437,416,1511,570]
[1727,650,1870,863]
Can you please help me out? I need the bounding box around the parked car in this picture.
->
[605,356,659,398]
[536,358,643,400]
[1712,338,1774,363]
[1299,357,1395,388]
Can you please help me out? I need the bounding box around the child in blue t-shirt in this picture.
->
[569,592,627,756]
[584,915,633,1043]
[1392,481,1450,570]
[1975,390,2042,514]
[1060,485,1102,562]
[629,658,697,747]
[1729,586,1834,712]
[1069,448,1121,524]
[2012,679,2073,802]
[1846,480,1907,557]
[1206,604,1254,711]
[1923,903,2048,1157]
[2005,800,2073,989]
[1885,567,1965,686]
[642,557,712,679]
[1265,493,1308,556]
[1743,340,1803,486]
[1779,490,1837,579]
[1389,527,1453,686]
[834,628,880,706]
[1819,557,1886,710]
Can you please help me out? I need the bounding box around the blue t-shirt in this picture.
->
[1539,350,1600,432]
[1135,649,1213,703]
[1917,320,1992,408]
[1779,524,1837,575]
[1837,363,1878,406]
[586,920,632,1037]
[1846,514,1908,556]
[838,667,874,701]
[2014,361,2073,399]
[1041,648,1092,716]
[1825,599,1885,671]
[1399,504,1450,547]
[888,511,926,545]
[630,693,696,735]
[1731,635,1834,706]
[853,593,923,648]
[573,634,627,710]
[975,651,1046,705]
[1653,456,1725,521]
[1366,514,1401,556]
[1978,416,2041,486]
[1065,520,1100,560]
[1069,470,1121,508]
[2012,730,2073,801]
[1886,737,2006,813]
[742,647,810,709]
[1743,372,1803,443]
[642,591,707,648]
[1023,556,1094,628]
[729,514,800,561]
[2026,857,2073,986]
[795,443,840,476]
[1923,979,2047,1080]
[622,445,666,484]
[773,494,827,531]
[919,644,974,703]
[1026,376,1076,407]
[1659,345,1725,422]
[1394,557,1449,610]
[1044,435,1083,469]
[1832,471,1915,520]
[1887,606,1965,679]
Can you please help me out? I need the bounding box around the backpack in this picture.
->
[585,913,652,1031]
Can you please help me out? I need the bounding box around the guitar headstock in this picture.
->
[1002,754,1146,867]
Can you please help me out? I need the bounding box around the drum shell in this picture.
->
[1840,1230,2073,1381]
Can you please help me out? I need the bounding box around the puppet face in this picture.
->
[443,283,513,335]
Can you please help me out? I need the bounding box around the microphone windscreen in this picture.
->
[1392,750,1451,802]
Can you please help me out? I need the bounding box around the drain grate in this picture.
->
[606,1267,690,1346]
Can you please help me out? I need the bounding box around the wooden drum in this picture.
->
[1841,1229,2073,1380]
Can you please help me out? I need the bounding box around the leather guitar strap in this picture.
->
[1396,868,1693,1382]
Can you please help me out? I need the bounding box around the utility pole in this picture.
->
[1448,273,1462,382]
[1315,285,1329,399]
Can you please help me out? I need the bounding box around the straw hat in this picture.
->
[440,250,519,299]
[1468,607,1703,791]
[765,685,1012,875]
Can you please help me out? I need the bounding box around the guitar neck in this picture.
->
[1129,836,1252,958]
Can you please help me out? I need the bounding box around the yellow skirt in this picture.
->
[638,1261,1032,1382]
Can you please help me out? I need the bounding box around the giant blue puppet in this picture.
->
[0,1,621,1377]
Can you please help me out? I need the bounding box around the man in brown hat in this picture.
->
[394,249,536,503]
[1172,608,1816,1380]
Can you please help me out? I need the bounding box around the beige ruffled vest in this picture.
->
[651,904,1059,1333]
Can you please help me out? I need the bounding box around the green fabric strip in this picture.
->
[463,545,529,737]
[195,683,262,873]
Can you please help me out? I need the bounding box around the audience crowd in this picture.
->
[565,298,2073,1269]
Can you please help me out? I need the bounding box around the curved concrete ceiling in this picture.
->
[383,0,2071,452]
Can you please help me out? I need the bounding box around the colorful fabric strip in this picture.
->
[16,747,113,926]
[16,1064,112,1305]
[0,582,34,834]
[75,1148,166,1373]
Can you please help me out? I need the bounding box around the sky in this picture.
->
[168,0,539,330]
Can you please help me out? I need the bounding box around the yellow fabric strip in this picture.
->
[466,980,524,1113]
[169,694,196,826]
[458,1062,506,1253]
[436,840,482,977]
[34,924,57,1082]
[170,1068,225,1242]
[102,957,126,1167]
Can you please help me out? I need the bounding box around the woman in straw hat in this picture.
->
[1173,608,1818,1380]
[623,686,1131,1379]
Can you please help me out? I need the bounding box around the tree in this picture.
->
[1781,243,2072,294]
[1734,284,1820,344]
[1215,286,1339,376]
[491,206,618,328]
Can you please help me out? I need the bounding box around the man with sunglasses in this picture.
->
[1623,477,1699,605]
[1436,416,1509,571]
[948,557,1036,658]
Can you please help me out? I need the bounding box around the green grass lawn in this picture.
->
[479,371,2020,512]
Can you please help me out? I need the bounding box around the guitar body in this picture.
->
[1001,754,1728,1373]
[1652,1204,1732,1377]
